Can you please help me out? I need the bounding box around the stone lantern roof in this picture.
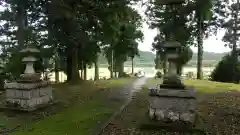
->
[155,0,185,5]
[164,41,181,48]
[20,45,40,53]
[22,56,37,62]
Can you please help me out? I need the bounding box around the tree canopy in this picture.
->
[0,0,143,81]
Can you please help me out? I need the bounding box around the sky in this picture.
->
[134,2,232,54]
[138,23,231,53]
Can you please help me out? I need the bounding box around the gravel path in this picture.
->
[107,77,148,101]
[96,77,148,135]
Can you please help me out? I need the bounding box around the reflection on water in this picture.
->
[48,67,214,82]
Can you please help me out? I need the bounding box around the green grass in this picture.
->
[185,79,240,93]
[12,101,114,135]
[0,78,134,135]
[144,78,240,93]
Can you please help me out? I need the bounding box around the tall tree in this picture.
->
[187,0,213,80]
[220,1,240,83]
[146,1,194,74]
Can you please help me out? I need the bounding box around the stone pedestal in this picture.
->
[4,81,53,111]
[2,45,53,111]
[148,87,196,123]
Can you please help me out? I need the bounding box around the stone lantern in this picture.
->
[19,45,41,82]
[3,45,53,111]
[147,0,196,125]
[161,41,185,89]
[148,41,196,124]
[21,46,39,74]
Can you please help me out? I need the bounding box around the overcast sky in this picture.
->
[138,22,231,53]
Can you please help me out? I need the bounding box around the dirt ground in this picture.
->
[100,90,240,135]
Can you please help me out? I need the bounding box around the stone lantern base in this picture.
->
[161,74,185,89]
[148,86,196,124]
[3,81,53,111]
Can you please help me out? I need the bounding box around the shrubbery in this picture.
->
[210,53,240,83]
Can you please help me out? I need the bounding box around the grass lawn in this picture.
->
[0,78,134,135]
[144,78,240,93]
[101,78,240,135]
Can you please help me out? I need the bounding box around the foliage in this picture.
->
[145,0,195,74]
[155,71,162,78]
[177,46,193,67]
[0,0,143,81]
[210,51,240,83]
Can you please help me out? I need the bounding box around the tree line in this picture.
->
[0,0,238,83]
[0,0,143,82]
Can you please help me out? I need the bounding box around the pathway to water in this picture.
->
[108,77,148,101]
[97,77,148,135]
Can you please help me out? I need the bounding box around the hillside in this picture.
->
[191,52,227,61]
[98,51,227,67]
[98,51,155,67]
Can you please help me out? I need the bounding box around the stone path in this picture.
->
[108,77,148,101]
[96,77,148,135]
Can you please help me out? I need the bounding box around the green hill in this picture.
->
[191,52,227,61]
[98,50,227,67]
[98,51,155,67]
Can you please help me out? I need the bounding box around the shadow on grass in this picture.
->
[0,79,133,135]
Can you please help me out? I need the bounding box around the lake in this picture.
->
[48,66,214,82]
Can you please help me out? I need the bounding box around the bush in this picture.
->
[155,71,162,78]
[210,53,240,83]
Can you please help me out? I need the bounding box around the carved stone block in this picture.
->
[148,87,196,123]
[4,82,53,110]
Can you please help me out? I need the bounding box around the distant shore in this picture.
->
[48,66,214,82]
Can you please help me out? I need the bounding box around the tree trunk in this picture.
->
[66,46,73,82]
[131,57,134,74]
[83,64,87,80]
[197,17,203,80]
[55,59,59,83]
[94,58,99,81]
[72,46,79,80]
[66,45,79,82]
[110,50,114,78]
[232,0,239,83]
[115,72,117,78]
[80,60,83,79]
[163,58,167,74]
[118,61,124,78]
[16,3,27,48]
